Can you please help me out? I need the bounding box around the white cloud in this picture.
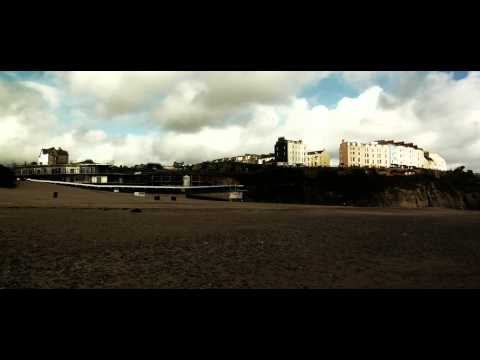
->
[0,79,60,164]
[62,71,189,117]
[84,129,107,142]
[146,74,480,170]
[58,71,331,131]
[2,71,480,172]
[21,81,61,109]
[1,115,30,142]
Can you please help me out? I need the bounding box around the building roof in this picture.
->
[40,147,69,155]
[277,137,303,144]
[56,148,68,155]
[423,153,433,161]
[75,163,111,167]
[40,147,55,154]
[307,150,325,155]
[76,159,95,164]
[376,140,423,151]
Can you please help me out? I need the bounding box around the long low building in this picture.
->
[211,153,276,165]
[339,139,447,170]
[15,162,112,177]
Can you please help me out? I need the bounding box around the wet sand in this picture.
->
[1,181,480,288]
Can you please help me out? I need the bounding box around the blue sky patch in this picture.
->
[300,73,360,108]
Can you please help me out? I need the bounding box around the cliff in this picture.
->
[217,166,480,210]
[370,183,480,209]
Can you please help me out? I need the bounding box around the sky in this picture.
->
[1,71,479,171]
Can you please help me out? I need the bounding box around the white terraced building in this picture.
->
[339,140,447,171]
[423,152,447,171]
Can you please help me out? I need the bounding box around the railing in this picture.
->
[26,178,245,191]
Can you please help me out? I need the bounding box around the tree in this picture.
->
[145,163,163,170]
[0,165,16,188]
[80,159,95,164]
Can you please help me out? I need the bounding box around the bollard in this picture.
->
[53,192,58,198]
[171,196,176,201]
[154,195,160,201]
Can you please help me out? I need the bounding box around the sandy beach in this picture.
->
[1,181,480,288]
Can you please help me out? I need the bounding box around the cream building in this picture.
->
[274,137,307,165]
[339,140,447,171]
[306,150,331,167]
[339,140,392,168]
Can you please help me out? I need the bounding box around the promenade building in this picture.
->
[15,160,112,178]
[16,148,113,182]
